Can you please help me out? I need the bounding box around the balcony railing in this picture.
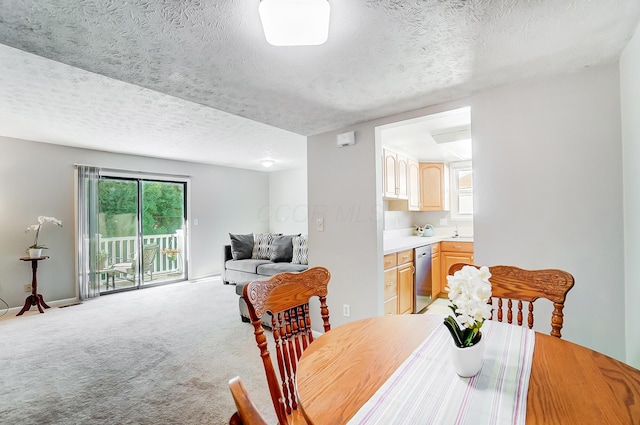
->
[99,233,182,275]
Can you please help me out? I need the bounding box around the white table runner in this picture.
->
[347,319,535,425]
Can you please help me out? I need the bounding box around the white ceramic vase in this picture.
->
[450,335,485,377]
[28,248,43,258]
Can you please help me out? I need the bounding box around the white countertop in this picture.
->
[383,235,474,255]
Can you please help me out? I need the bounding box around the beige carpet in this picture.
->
[0,278,276,425]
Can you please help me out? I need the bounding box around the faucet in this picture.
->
[453,224,459,238]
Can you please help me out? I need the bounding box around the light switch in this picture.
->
[316,218,324,232]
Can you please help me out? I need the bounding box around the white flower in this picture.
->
[26,215,63,249]
[445,265,492,331]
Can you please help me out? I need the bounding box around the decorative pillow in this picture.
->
[229,233,254,260]
[292,235,308,265]
[270,234,300,263]
[252,233,281,260]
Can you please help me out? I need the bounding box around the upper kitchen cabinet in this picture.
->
[407,159,420,211]
[380,106,470,211]
[383,149,409,200]
[419,162,450,211]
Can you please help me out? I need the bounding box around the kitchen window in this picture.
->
[450,161,473,221]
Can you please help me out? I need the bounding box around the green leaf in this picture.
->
[443,316,465,347]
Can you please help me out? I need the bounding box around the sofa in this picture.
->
[222,232,308,323]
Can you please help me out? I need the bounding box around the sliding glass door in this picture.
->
[98,176,187,293]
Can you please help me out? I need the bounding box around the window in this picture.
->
[450,161,473,221]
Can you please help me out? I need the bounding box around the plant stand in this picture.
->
[17,256,51,316]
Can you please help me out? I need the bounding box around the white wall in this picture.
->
[621,21,640,369]
[308,63,627,362]
[307,126,383,328]
[269,167,308,235]
[0,136,270,309]
[472,63,624,361]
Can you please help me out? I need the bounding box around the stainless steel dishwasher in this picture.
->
[414,244,432,313]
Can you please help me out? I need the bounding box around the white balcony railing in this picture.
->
[99,233,182,275]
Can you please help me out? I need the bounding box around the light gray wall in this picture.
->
[0,136,270,309]
[307,127,383,329]
[308,63,627,362]
[472,63,624,361]
[268,167,308,235]
[621,21,640,369]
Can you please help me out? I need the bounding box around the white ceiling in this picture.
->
[0,1,639,171]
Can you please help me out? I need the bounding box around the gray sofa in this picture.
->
[222,233,308,323]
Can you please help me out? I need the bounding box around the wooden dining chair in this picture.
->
[243,266,331,425]
[228,376,271,425]
[448,263,575,338]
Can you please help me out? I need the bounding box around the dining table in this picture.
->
[296,314,640,424]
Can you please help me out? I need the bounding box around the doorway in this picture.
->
[97,176,187,293]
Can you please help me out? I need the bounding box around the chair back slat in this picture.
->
[244,266,331,424]
[449,264,574,338]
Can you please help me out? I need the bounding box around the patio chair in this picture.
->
[113,244,159,282]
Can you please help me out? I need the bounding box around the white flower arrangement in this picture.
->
[443,265,493,348]
[25,216,63,249]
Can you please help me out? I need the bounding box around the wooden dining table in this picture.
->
[296,314,640,424]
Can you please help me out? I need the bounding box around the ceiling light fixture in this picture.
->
[259,0,330,46]
[261,159,275,168]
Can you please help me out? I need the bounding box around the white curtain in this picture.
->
[77,165,100,300]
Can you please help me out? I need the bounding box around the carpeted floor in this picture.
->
[0,278,276,425]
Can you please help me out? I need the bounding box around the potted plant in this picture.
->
[25,216,63,258]
[98,250,108,269]
[443,265,492,377]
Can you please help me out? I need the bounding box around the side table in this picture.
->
[17,256,51,316]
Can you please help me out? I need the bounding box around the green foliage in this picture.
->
[98,180,184,237]
[443,315,482,348]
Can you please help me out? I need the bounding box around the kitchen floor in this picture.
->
[424,298,451,316]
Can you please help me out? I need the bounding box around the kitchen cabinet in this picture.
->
[383,149,397,199]
[383,149,408,200]
[419,162,450,211]
[407,159,420,211]
[439,241,474,298]
[383,249,414,315]
[383,253,398,314]
[431,242,441,300]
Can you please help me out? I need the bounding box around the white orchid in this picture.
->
[26,216,63,249]
[443,265,492,347]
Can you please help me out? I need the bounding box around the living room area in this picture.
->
[2,1,640,424]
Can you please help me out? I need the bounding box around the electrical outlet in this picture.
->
[343,304,350,317]
[24,283,32,292]
[316,218,324,232]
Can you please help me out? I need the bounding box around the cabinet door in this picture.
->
[397,263,414,314]
[408,160,420,211]
[383,150,398,199]
[431,251,441,298]
[396,155,408,200]
[419,163,449,211]
[441,252,474,296]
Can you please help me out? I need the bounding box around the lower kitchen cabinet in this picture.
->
[431,242,441,299]
[397,262,414,314]
[383,249,414,314]
[439,241,474,298]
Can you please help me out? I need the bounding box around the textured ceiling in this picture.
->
[0,0,639,170]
